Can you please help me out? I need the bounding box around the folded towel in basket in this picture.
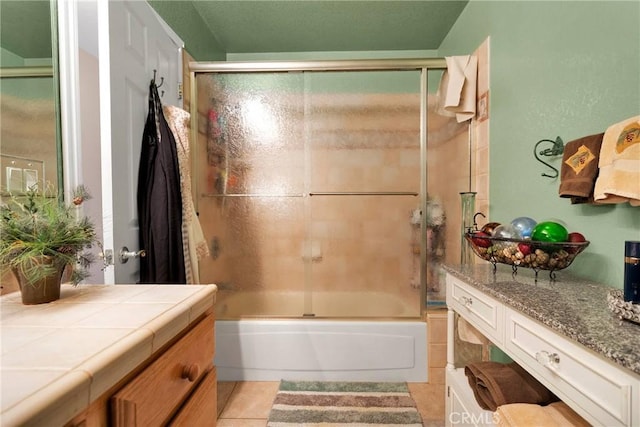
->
[465,361,559,411]
[494,401,591,427]
[558,132,604,204]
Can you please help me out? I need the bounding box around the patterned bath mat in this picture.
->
[267,380,423,426]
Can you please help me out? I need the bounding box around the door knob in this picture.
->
[119,247,146,264]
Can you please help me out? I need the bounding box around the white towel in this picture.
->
[593,115,640,206]
[436,55,478,123]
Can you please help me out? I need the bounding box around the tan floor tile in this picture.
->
[217,381,237,418]
[423,419,445,427]
[217,419,267,427]
[219,381,280,419]
[408,382,446,422]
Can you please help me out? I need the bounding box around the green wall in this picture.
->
[147,0,225,61]
[439,1,640,287]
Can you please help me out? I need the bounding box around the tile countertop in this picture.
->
[0,284,217,427]
[443,263,640,377]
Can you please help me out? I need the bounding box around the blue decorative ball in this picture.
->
[510,217,537,239]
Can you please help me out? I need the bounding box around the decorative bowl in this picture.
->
[464,233,589,272]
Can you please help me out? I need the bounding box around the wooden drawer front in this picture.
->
[505,308,635,427]
[170,367,217,426]
[112,314,215,426]
[446,275,503,344]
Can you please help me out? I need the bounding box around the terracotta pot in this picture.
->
[12,256,66,305]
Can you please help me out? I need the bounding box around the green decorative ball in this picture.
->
[531,221,568,242]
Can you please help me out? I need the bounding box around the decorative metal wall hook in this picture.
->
[152,69,164,88]
[534,136,564,178]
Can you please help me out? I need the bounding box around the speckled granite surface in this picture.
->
[443,263,640,377]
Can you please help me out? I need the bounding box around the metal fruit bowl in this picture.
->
[464,233,590,274]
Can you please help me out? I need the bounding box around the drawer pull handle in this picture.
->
[535,351,560,367]
[181,364,200,382]
[460,296,473,307]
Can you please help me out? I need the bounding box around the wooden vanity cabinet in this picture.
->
[65,312,216,427]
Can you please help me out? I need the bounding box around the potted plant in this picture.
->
[0,185,98,304]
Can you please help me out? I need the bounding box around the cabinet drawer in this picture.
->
[170,367,217,426]
[446,274,503,345]
[504,308,635,427]
[111,314,215,426]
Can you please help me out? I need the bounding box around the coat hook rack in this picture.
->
[534,136,564,179]
[152,69,165,97]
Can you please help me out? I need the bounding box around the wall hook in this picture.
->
[534,136,564,179]
[152,69,164,88]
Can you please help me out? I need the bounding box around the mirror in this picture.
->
[0,0,61,197]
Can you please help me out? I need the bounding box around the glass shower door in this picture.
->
[196,72,307,317]
[196,68,428,319]
[305,70,423,318]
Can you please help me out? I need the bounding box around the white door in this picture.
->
[98,0,183,284]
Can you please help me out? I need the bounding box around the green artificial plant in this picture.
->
[0,185,98,285]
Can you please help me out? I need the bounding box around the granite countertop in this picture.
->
[0,284,217,427]
[443,263,640,377]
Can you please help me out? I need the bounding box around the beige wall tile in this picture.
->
[429,367,446,385]
[428,315,448,344]
[429,343,448,368]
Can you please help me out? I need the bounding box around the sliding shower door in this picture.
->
[195,67,425,318]
[305,71,422,317]
[196,72,307,317]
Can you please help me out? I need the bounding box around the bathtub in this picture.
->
[216,290,419,318]
[214,291,428,382]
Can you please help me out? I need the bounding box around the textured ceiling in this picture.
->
[0,1,468,61]
[149,0,469,60]
[190,1,468,53]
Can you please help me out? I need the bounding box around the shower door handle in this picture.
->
[119,247,146,264]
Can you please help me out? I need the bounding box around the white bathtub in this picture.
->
[214,291,428,382]
[216,290,420,318]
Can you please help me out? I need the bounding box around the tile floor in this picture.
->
[216,381,446,426]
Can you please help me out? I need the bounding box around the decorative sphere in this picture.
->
[510,217,537,239]
[492,224,518,239]
[480,222,501,235]
[531,221,568,242]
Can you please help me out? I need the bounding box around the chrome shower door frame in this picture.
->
[189,58,446,317]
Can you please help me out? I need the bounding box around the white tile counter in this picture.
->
[0,284,217,427]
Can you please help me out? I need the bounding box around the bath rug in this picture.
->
[267,380,423,426]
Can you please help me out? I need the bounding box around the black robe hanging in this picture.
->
[137,81,186,284]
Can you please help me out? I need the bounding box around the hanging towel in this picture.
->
[436,55,478,123]
[558,132,604,204]
[494,402,591,427]
[164,105,210,284]
[465,361,559,411]
[593,115,640,206]
[458,317,491,346]
[137,82,186,284]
